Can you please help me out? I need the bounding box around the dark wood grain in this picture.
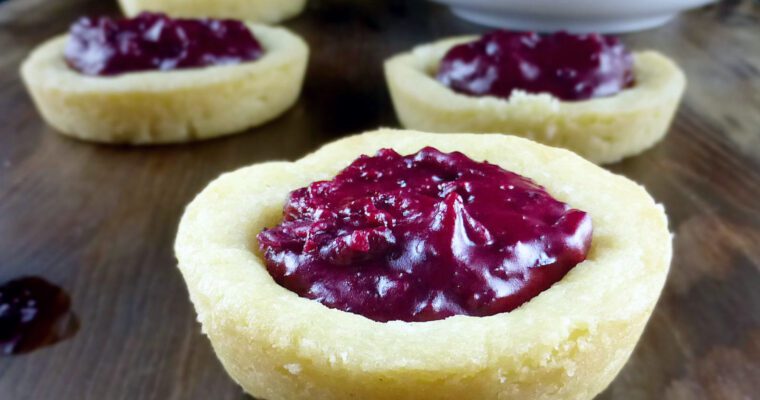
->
[1,0,759,398]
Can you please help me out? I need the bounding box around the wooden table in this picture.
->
[1,0,759,398]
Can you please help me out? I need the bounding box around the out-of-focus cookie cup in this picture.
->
[119,0,307,24]
[385,37,686,164]
[175,129,671,400]
[20,24,308,144]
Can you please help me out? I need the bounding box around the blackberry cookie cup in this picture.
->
[175,129,671,400]
[20,24,308,144]
[119,0,307,24]
[385,38,686,164]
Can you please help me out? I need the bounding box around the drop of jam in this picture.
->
[258,147,593,322]
[64,12,264,76]
[437,30,635,101]
[0,277,78,355]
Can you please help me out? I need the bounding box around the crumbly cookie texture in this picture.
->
[20,24,308,144]
[119,0,306,24]
[385,38,686,164]
[175,129,671,400]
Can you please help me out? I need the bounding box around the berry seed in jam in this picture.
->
[0,277,78,355]
[437,30,635,101]
[64,12,264,76]
[258,147,593,322]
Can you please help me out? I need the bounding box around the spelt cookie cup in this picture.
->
[175,129,671,400]
[119,0,307,24]
[20,24,308,144]
[385,37,686,164]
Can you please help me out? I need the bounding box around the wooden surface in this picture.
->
[1,0,759,398]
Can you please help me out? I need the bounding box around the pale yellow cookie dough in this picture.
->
[385,38,686,164]
[119,0,307,24]
[20,24,308,144]
[175,129,671,400]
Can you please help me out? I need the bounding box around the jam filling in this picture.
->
[64,12,264,76]
[437,30,635,101]
[258,147,592,322]
[0,277,78,355]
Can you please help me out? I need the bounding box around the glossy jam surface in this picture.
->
[258,147,593,322]
[0,277,78,355]
[437,30,634,101]
[64,12,264,76]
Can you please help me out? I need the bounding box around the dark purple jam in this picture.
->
[258,147,592,322]
[0,277,78,355]
[437,30,635,101]
[64,12,264,76]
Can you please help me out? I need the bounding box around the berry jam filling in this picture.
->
[258,147,592,322]
[437,30,635,101]
[0,277,78,355]
[64,12,264,76]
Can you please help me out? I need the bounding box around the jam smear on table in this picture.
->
[0,277,78,355]
[437,30,634,101]
[258,147,593,322]
[64,12,264,76]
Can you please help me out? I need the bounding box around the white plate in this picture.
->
[431,0,716,33]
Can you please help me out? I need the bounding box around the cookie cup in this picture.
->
[119,0,307,24]
[385,38,686,164]
[175,129,671,400]
[20,24,308,144]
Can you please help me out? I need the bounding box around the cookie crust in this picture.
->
[119,0,307,24]
[175,129,671,400]
[20,24,308,144]
[385,38,686,164]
